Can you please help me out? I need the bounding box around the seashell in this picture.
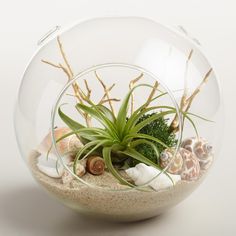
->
[179,148,200,181]
[62,162,86,184]
[160,149,183,174]
[37,153,72,178]
[181,137,213,170]
[160,148,200,181]
[125,163,181,191]
[61,170,74,184]
[37,154,62,178]
[86,156,105,175]
[68,161,86,177]
[37,127,84,156]
[37,163,64,178]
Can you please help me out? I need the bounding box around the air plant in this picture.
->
[57,82,178,187]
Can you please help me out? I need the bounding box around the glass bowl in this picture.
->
[14,17,223,222]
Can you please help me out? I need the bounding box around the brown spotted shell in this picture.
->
[160,149,183,174]
[179,148,200,181]
[181,137,213,170]
[160,148,200,181]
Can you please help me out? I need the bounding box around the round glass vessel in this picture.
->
[14,17,223,222]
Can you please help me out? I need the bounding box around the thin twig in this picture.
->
[144,81,159,109]
[66,91,119,106]
[170,49,194,132]
[84,79,91,100]
[95,71,116,114]
[57,36,74,77]
[41,36,93,127]
[170,67,213,133]
[129,73,144,114]
[41,60,71,80]
[98,84,115,104]
[100,98,121,104]
[185,68,213,112]
[41,60,61,68]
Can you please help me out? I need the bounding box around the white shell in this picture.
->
[36,153,72,178]
[181,137,213,170]
[62,162,86,184]
[37,154,62,178]
[37,164,63,178]
[37,127,84,156]
[125,163,181,191]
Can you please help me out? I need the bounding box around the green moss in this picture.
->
[133,113,177,166]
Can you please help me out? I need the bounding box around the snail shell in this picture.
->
[37,127,84,156]
[86,156,105,175]
[160,148,200,181]
[62,162,86,184]
[160,149,183,174]
[179,148,200,181]
[181,137,213,170]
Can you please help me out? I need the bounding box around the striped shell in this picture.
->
[37,127,84,156]
[160,148,200,181]
[181,137,213,170]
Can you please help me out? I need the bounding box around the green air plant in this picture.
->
[56,83,179,187]
[54,76,213,188]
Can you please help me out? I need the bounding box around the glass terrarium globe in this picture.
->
[14,17,223,222]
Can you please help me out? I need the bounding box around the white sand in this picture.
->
[28,150,205,222]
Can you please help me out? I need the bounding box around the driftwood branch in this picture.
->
[169,49,213,133]
[41,36,92,127]
[95,71,117,115]
[100,98,121,104]
[184,68,213,112]
[170,49,193,132]
[84,79,91,100]
[144,81,159,109]
[98,84,115,105]
[57,37,74,77]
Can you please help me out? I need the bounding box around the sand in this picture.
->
[28,150,205,222]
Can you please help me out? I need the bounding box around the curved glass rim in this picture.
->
[51,62,183,192]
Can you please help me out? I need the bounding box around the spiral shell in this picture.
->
[86,156,105,175]
[160,149,183,174]
[37,127,84,156]
[160,148,200,181]
[62,162,86,184]
[181,137,213,170]
[179,148,200,181]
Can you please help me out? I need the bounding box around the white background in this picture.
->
[0,0,235,235]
